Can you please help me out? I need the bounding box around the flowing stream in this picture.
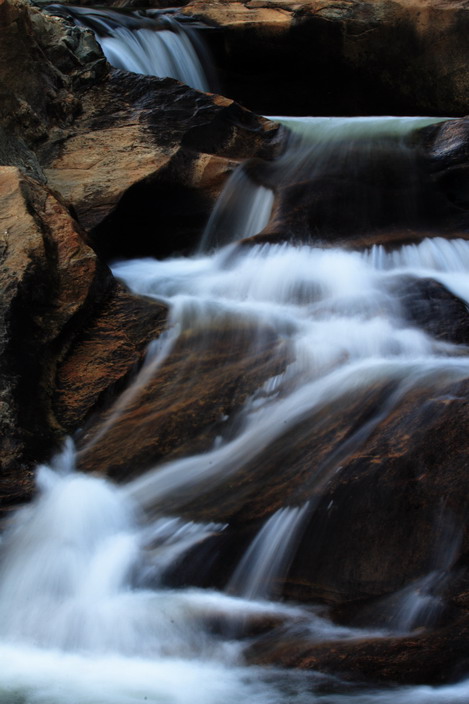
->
[2,11,469,704]
[49,5,215,92]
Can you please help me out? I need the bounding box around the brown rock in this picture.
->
[0,0,105,150]
[246,612,469,685]
[181,0,469,116]
[54,283,167,431]
[1,0,281,261]
[0,165,169,522]
[0,165,101,519]
[283,378,469,604]
[77,319,289,482]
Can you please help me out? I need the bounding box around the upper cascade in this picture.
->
[47,4,216,92]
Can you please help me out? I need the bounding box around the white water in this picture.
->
[109,238,469,515]
[59,7,213,92]
[229,504,311,600]
[199,167,274,251]
[3,110,469,704]
[100,19,211,92]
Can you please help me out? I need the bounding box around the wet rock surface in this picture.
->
[77,319,289,480]
[4,0,469,692]
[245,612,469,685]
[0,165,101,518]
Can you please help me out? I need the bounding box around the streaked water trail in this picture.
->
[3,115,469,704]
[50,5,215,92]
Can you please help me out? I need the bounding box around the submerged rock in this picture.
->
[246,612,469,685]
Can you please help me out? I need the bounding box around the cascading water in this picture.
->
[50,5,215,92]
[4,229,469,702]
[199,167,275,251]
[3,11,469,699]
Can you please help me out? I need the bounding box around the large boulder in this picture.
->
[180,0,469,116]
[1,0,282,261]
[0,165,168,523]
[0,166,101,520]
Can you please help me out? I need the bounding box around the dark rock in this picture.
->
[181,0,469,117]
[394,276,469,346]
[0,165,103,520]
[77,319,289,482]
[245,612,469,685]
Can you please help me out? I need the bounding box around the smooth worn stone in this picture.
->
[77,320,289,482]
[245,612,469,685]
[0,165,101,519]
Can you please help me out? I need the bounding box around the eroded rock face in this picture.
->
[179,0,469,116]
[1,0,281,261]
[57,73,281,258]
[0,166,102,518]
[0,164,168,521]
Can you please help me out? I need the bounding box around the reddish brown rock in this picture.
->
[1,0,282,261]
[245,612,469,685]
[77,320,289,481]
[0,165,168,522]
[0,165,102,519]
[54,283,167,431]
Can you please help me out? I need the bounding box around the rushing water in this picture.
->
[3,9,469,703]
[3,229,469,702]
[50,5,215,92]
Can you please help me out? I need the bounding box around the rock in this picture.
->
[0,165,168,522]
[392,276,469,346]
[68,74,281,259]
[245,119,469,247]
[0,165,101,520]
[151,370,469,613]
[180,0,469,116]
[54,283,168,431]
[1,0,281,261]
[0,0,106,151]
[282,377,469,605]
[245,612,469,685]
[77,319,289,481]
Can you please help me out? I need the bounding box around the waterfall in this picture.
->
[3,75,469,704]
[228,504,311,600]
[110,233,469,516]
[199,167,275,252]
[51,5,215,92]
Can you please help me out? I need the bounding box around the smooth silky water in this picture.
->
[50,5,215,92]
[2,11,469,701]
[4,233,469,702]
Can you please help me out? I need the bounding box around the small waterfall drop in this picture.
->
[52,6,215,92]
[199,167,275,252]
[228,504,311,600]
